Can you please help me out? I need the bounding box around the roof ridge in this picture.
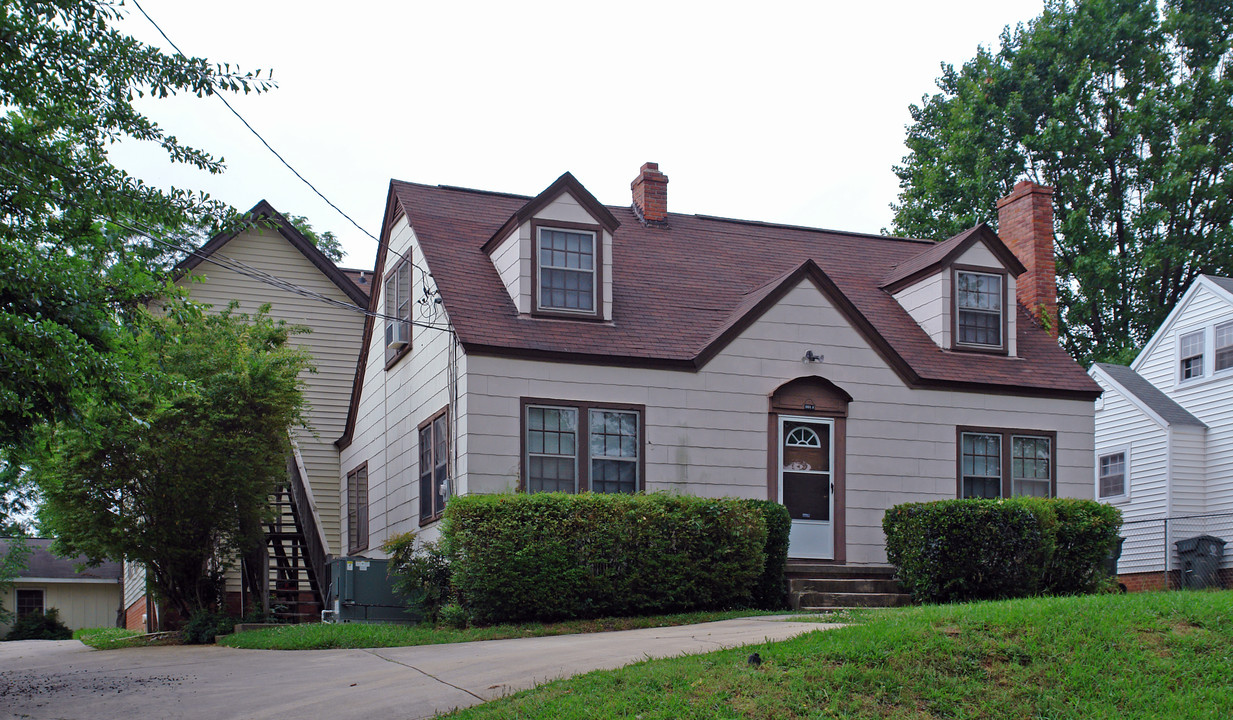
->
[391,178,532,201]
[686,213,933,244]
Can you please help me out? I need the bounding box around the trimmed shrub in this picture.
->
[180,610,236,644]
[4,608,72,640]
[383,531,453,623]
[883,498,1122,604]
[743,499,791,610]
[446,492,767,624]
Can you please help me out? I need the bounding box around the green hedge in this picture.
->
[445,493,767,624]
[883,498,1121,603]
[743,499,790,610]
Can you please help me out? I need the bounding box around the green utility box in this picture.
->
[325,557,412,623]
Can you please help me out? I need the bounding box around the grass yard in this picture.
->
[219,609,790,650]
[73,627,174,650]
[442,590,1233,720]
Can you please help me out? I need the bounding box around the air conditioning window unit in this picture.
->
[385,321,409,349]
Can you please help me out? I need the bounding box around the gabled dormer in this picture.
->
[882,181,1059,358]
[482,172,620,321]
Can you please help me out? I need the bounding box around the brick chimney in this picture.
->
[997,180,1058,337]
[631,162,668,226]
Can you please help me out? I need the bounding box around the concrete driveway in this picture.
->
[0,616,835,720]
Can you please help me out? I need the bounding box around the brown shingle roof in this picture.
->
[384,180,1098,400]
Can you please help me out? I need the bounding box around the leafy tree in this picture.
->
[1,0,273,451]
[286,214,344,263]
[32,301,311,619]
[890,0,1233,365]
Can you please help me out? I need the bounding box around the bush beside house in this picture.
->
[884,498,1122,603]
[439,493,772,625]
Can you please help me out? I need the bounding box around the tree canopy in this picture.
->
[34,301,311,618]
[1,0,273,449]
[890,0,1233,365]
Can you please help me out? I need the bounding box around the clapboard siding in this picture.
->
[180,228,365,556]
[465,278,1094,565]
[893,271,949,348]
[339,217,459,551]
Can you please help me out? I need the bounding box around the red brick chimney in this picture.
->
[997,180,1058,337]
[631,162,668,225]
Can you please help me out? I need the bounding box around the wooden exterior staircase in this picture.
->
[256,456,329,623]
[787,562,913,610]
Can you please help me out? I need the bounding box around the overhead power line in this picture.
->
[129,0,429,280]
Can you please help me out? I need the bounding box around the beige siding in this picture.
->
[1,581,122,634]
[340,218,462,553]
[491,229,525,313]
[465,278,1094,565]
[180,228,365,556]
[893,270,949,348]
[122,560,145,610]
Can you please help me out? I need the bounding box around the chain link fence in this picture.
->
[1118,512,1233,591]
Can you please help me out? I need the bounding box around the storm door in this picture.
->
[778,416,834,560]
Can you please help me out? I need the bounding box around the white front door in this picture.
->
[778,416,834,560]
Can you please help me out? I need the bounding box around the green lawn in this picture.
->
[73,627,153,650]
[441,590,1233,720]
[219,609,790,650]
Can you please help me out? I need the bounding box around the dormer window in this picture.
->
[535,222,600,316]
[954,269,1005,351]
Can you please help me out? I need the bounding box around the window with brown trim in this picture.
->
[958,427,1055,499]
[347,463,368,553]
[523,400,642,494]
[534,223,600,317]
[419,408,449,523]
[384,259,412,367]
[954,270,1004,349]
[16,588,44,618]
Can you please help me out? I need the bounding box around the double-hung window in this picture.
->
[1098,451,1127,500]
[536,226,597,314]
[959,428,1054,498]
[1216,321,1233,374]
[955,270,1004,349]
[419,409,449,523]
[524,401,641,494]
[1180,330,1205,381]
[347,463,368,553]
[384,260,412,365]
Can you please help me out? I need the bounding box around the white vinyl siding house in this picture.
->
[1091,275,1233,579]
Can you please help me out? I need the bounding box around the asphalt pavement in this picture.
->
[0,615,837,719]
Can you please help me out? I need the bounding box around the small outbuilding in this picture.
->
[1,538,123,636]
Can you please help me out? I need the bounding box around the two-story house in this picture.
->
[1091,275,1233,590]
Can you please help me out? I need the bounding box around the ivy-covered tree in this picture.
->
[890,0,1233,365]
[1,0,274,451]
[33,301,311,619]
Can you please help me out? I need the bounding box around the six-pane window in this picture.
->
[419,411,449,522]
[347,464,368,552]
[1216,321,1233,373]
[1180,330,1204,380]
[960,429,1053,499]
[525,403,640,494]
[1098,451,1126,499]
[956,271,1003,347]
[538,229,595,312]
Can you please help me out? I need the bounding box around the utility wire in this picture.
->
[129,0,430,280]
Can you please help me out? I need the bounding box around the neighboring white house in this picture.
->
[1,539,122,636]
[1091,274,1233,589]
[336,166,1101,567]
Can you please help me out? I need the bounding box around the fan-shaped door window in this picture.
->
[785,426,821,448]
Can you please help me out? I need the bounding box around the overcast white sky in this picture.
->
[110,1,1045,268]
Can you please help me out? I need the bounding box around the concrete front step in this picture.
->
[785,563,898,579]
[794,591,913,609]
[789,577,903,595]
